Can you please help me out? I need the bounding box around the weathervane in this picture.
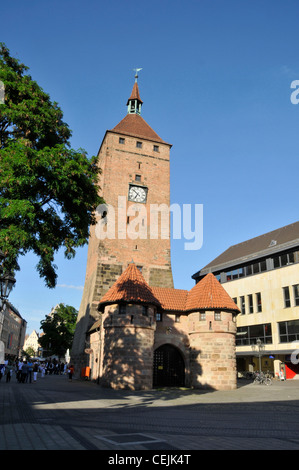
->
[133,67,142,82]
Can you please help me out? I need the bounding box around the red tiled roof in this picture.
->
[99,263,161,307]
[185,273,240,312]
[151,286,188,312]
[111,113,167,144]
[99,265,239,313]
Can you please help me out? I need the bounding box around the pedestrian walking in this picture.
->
[17,360,23,382]
[5,363,13,382]
[27,360,33,383]
[68,364,74,381]
[33,362,39,382]
[0,363,5,381]
[21,361,29,383]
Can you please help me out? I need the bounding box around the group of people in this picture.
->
[0,358,75,383]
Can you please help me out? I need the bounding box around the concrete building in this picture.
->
[192,221,299,379]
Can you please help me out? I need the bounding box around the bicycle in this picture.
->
[253,371,272,385]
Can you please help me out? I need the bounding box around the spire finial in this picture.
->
[133,67,142,83]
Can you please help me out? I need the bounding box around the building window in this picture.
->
[283,286,291,308]
[7,333,13,349]
[156,312,162,322]
[135,174,141,182]
[214,311,221,321]
[136,141,142,148]
[279,320,299,343]
[240,296,245,315]
[153,145,159,152]
[119,304,126,314]
[256,292,262,312]
[137,265,143,273]
[293,284,299,306]
[142,306,148,316]
[273,251,295,269]
[236,323,272,346]
[119,137,125,144]
[199,312,206,321]
[248,294,253,314]
[175,314,180,323]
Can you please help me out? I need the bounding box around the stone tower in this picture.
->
[71,73,173,373]
[99,262,160,390]
[186,273,238,390]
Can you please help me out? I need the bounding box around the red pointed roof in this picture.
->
[185,273,240,312]
[111,113,167,144]
[99,262,161,308]
[99,268,239,314]
[127,82,143,104]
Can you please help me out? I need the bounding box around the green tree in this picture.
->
[0,43,103,287]
[39,303,78,358]
[23,346,36,358]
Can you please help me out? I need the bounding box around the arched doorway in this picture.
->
[153,344,185,387]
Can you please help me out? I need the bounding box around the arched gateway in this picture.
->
[153,344,185,387]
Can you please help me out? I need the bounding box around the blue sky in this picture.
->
[2,0,299,335]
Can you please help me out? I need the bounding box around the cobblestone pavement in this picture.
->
[1,373,299,451]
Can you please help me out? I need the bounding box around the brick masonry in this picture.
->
[71,125,174,375]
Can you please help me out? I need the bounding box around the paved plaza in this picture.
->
[1,372,299,451]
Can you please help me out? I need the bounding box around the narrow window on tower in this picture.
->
[142,306,148,316]
[135,174,141,182]
[119,137,125,144]
[153,145,159,152]
[136,141,142,148]
[119,304,126,314]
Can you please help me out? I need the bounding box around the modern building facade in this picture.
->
[192,221,299,379]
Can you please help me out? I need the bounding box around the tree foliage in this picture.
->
[39,303,78,358]
[0,43,103,287]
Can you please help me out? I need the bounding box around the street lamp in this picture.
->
[251,338,265,373]
[0,272,16,304]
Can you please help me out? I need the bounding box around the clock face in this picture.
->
[128,185,147,203]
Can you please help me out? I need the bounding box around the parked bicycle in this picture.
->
[252,371,272,385]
